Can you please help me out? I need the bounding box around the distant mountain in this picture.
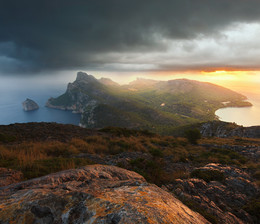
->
[98,77,120,87]
[46,72,252,134]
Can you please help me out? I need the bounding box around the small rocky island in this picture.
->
[22,98,39,111]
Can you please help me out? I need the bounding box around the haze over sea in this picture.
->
[0,74,81,125]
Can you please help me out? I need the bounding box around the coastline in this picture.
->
[215,96,260,127]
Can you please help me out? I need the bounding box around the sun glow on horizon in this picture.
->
[88,69,260,97]
[198,70,260,97]
[200,69,259,87]
[201,70,245,82]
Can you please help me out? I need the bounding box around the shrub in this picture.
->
[100,126,156,137]
[243,194,260,222]
[184,129,201,144]
[149,148,163,157]
[181,198,218,224]
[0,132,16,143]
[190,169,225,182]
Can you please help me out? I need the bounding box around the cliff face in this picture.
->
[22,98,39,111]
[201,121,260,138]
[46,72,104,113]
[0,165,209,224]
[46,72,251,133]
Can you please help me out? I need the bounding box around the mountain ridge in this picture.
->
[46,72,252,134]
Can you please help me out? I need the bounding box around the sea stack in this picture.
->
[22,98,39,111]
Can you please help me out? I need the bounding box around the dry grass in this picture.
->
[0,131,259,183]
[0,144,48,168]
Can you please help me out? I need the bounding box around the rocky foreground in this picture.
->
[166,163,259,224]
[0,123,259,223]
[0,165,209,224]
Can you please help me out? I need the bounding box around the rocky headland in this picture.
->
[46,72,251,134]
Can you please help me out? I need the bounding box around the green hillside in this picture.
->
[46,72,251,134]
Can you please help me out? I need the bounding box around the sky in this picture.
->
[1,0,260,91]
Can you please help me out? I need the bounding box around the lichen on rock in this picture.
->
[0,165,209,224]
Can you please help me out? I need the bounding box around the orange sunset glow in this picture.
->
[1,2,260,223]
[115,69,260,91]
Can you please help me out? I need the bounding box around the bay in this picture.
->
[215,91,260,127]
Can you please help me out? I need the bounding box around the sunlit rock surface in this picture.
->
[0,165,209,224]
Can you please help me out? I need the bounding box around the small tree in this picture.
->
[185,128,201,144]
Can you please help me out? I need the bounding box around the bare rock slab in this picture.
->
[0,165,209,224]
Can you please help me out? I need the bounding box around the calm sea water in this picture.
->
[215,92,260,127]
[0,77,81,125]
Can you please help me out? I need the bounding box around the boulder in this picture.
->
[0,165,209,224]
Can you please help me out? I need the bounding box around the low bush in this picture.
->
[0,132,16,143]
[149,148,163,157]
[243,194,260,222]
[190,169,225,182]
[184,129,201,144]
[180,198,218,224]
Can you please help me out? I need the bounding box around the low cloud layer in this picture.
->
[1,0,260,74]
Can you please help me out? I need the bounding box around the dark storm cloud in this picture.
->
[1,0,260,74]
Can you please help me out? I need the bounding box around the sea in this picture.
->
[0,75,81,126]
[215,90,260,127]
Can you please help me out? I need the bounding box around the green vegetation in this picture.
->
[48,92,72,106]
[184,128,201,144]
[243,194,260,222]
[149,148,163,157]
[0,123,259,223]
[181,199,218,224]
[190,169,225,182]
[128,158,164,185]
[0,124,258,184]
[47,73,251,134]
[0,132,16,143]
